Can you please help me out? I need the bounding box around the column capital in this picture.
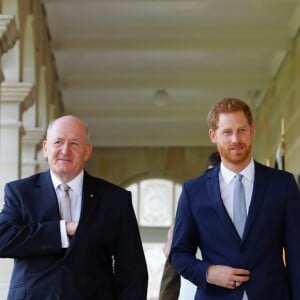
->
[0,14,19,53]
[22,127,46,178]
[1,81,35,113]
[22,127,45,145]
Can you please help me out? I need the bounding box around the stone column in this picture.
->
[0,82,35,193]
[0,14,20,300]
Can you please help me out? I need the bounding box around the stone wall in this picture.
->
[254,31,300,178]
[85,146,217,186]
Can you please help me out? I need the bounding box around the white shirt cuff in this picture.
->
[60,220,70,248]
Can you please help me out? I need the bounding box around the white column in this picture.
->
[0,82,35,195]
[0,14,20,300]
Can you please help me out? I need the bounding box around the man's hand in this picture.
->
[66,221,78,237]
[207,265,250,289]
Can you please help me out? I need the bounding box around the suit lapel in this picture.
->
[35,171,61,220]
[207,167,238,239]
[79,172,99,221]
[242,162,265,241]
[66,172,99,249]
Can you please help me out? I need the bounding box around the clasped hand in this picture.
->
[207,265,250,289]
[66,221,78,237]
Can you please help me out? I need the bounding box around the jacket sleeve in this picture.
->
[114,190,148,300]
[0,182,63,258]
[284,174,300,299]
[169,183,210,290]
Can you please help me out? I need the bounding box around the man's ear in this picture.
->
[250,124,255,136]
[84,144,93,162]
[209,129,217,144]
[42,140,48,158]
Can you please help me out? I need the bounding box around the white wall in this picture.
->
[0,259,13,299]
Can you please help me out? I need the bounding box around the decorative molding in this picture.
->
[22,127,45,144]
[270,51,288,78]
[22,127,45,177]
[1,81,35,113]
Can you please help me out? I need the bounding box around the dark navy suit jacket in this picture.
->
[0,170,148,300]
[170,161,300,300]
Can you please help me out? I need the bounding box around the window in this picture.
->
[126,178,181,227]
[126,178,182,300]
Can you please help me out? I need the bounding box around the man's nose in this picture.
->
[231,132,240,142]
[61,142,70,153]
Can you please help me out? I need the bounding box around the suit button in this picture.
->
[240,245,246,253]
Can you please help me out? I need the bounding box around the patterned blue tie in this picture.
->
[233,174,247,237]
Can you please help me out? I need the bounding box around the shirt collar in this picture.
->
[220,158,255,184]
[50,170,84,194]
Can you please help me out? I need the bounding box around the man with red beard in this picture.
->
[169,98,300,300]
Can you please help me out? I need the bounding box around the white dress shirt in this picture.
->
[219,159,255,300]
[50,170,84,248]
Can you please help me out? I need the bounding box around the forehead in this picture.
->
[218,111,249,128]
[48,118,86,139]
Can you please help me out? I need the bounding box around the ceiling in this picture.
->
[41,0,300,147]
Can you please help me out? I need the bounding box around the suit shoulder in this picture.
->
[254,161,296,184]
[255,161,293,177]
[84,173,129,193]
[5,172,45,189]
[184,167,216,188]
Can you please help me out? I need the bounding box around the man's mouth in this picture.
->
[57,158,71,162]
[230,145,243,151]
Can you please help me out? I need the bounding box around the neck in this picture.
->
[222,157,252,173]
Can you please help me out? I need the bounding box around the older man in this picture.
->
[0,115,148,300]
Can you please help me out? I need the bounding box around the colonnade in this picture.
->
[0,1,61,297]
[0,0,61,194]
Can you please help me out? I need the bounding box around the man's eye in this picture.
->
[71,141,79,146]
[223,131,232,136]
[54,140,61,145]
